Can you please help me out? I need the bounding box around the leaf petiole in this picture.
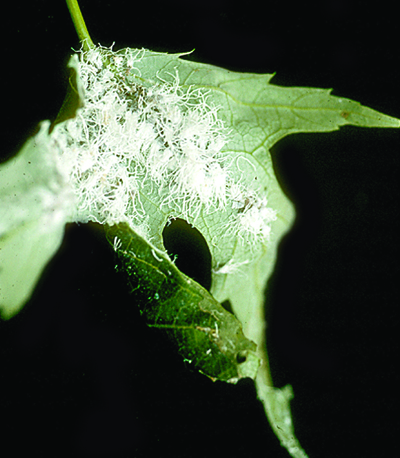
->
[66,0,94,50]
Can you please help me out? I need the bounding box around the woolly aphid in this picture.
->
[53,45,277,249]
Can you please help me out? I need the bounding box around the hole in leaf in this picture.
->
[236,351,247,364]
[221,300,234,315]
[162,218,212,291]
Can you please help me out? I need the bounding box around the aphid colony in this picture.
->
[53,45,277,247]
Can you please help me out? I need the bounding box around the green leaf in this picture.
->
[121,49,399,147]
[2,41,398,458]
[0,122,74,320]
[50,45,399,458]
[106,223,261,383]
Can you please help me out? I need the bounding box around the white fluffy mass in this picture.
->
[53,45,277,243]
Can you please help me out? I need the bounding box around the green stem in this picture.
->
[66,0,94,50]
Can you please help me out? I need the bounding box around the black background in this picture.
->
[0,1,398,457]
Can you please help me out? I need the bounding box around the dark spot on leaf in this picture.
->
[340,110,350,119]
[162,218,212,291]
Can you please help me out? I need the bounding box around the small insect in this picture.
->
[151,248,163,262]
[212,258,250,275]
[113,235,122,251]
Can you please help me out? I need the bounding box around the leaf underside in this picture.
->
[106,223,260,383]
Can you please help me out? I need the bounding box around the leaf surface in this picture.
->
[54,47,399,458]
[102,48,398,458]
[2,44,398,458]
[0,122,75,319]
[106,223,260,383]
